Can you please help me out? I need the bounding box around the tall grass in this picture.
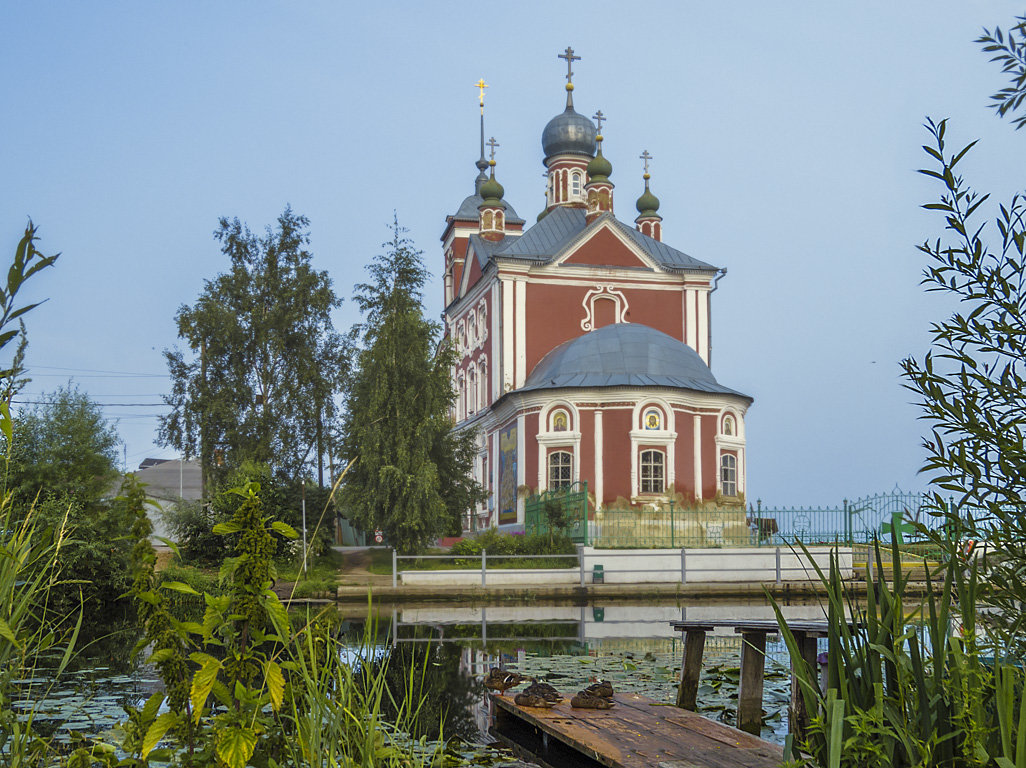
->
[773,537,1026,767]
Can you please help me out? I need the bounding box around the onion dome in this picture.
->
[587,142,612,182]
[542,102,597,161]
[480,161,504,204]
[636,173,660,216]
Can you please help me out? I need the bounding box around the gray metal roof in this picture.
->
[467,234,516,271]
[496,206,586,260]
[520,323,751,399]
[451,193,524,224]
[492,207,718,271]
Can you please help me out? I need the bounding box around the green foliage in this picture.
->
[449,528,575,558]
[774,537,1026,768]
[0,221,59,402]
[159,206,344,489]
[7,384,121,507]
[111,480,446,768]
[162,461,334,567]
[340,220,484,554]
[901,118,1026,652]
[978,17,1026,130]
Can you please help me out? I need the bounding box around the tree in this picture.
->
[901,117,1026,647]
[159,207,344,492]
[339,221,483,553]
[8,384,121,507]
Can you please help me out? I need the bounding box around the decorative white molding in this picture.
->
[594,410,604,509]
[581,285,630,331]
[693,414,703,501]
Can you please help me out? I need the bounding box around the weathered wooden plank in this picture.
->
[490,691,782,768]
[677,627,711,710]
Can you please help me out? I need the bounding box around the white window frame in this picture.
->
[721,454,737,497]
[548,450,573,491]
[639,449,666,494]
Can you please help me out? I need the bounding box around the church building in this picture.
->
[442,49,752,531]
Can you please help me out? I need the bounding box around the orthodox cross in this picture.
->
[475,78,488,110]
[558,46,580,84]
[640,149,653,175]
[487,136,500,162]
[592,110,605,134]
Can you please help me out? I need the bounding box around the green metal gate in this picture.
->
[525,481,589,544]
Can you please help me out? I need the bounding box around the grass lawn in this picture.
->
[277,549,345,597]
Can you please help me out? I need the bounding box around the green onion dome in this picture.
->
[587,141,612,182]
[636,174,660,216]
[480,164,505,204]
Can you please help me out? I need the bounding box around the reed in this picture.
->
[773,536,1026,767]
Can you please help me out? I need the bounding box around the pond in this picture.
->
[15,597,827,763]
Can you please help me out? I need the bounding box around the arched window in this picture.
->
[548,451,573,490]
[723,415,735,436]
[482,211,494,230]
[721,454,737,497]
[478,359,487,408]
[640,450,665,494]
[467,366,477,415]
[456,374,466,421]
[571,171,582,197]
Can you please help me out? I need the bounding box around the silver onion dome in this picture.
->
[542,106,597,161]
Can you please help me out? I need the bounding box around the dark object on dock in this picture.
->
[491,689,781,768]
[571,692,614,709]
[515,692,557,708]
[671,618,858,739]
[523,681,563,702]
[483,667,531,692]
[583,680,613,699]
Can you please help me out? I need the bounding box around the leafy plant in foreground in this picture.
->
[773,537,1026,768]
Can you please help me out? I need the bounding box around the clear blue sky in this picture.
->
[2,1,1022,505]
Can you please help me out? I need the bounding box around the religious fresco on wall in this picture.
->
[498,424,518,525]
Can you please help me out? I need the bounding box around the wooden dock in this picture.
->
[490,691,782,768]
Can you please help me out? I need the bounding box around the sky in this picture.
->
[2,1,1023,507]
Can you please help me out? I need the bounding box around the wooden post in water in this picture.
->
[676,626,711,710]
[737,629,767,735]
[790,631,819,741]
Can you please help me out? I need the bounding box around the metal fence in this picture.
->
[525,482,589,543]
[536,490,961,549]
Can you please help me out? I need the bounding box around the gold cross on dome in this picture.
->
[487,136,500,162]
[558,46,581,84]
[475,78,488,109]
[640,149,653,174]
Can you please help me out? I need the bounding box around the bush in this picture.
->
[161,461,336,567]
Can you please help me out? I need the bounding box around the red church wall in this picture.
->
[562,227,649,269]
[578,409,594,492]
[701,414,719,499]
[619,287,684,342]
[600,408,633,502]
[524,412,539,493]
[524,282,685,374]
[463,252,482,293]
[673,411,696,501]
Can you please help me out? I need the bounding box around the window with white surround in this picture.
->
[467,366,477,415]
[640,450,665,494]
[571,171,582,198]
[478,358,487,409]
[721,454,737,497]
[548,451,573,490]
[723,414,735,436]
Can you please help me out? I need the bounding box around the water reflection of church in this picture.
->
[443,48,752,532]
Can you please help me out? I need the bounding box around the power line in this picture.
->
[12,400,167,407]
[28,365,168,376]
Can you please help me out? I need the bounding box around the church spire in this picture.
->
[558,46,580,110]
[635,150,663,241]
[474,78,489,192]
